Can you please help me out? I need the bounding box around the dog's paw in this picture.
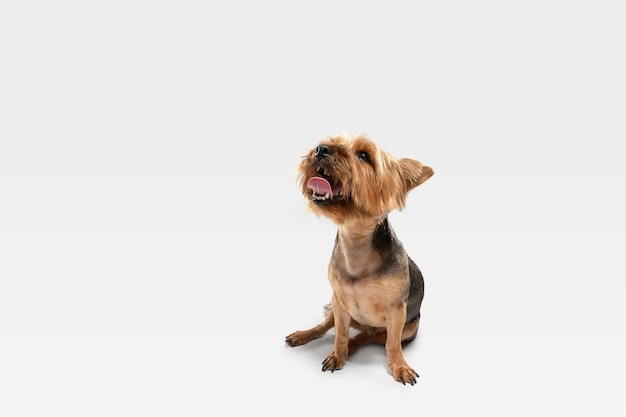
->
[391,364,419,386]
[285,331,307,347]
[321,353,346,373]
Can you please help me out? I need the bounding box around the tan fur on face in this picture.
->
[297,133,433,224]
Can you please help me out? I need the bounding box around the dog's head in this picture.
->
[298,133,434,224]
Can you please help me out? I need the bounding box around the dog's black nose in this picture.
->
[315,144,333,160]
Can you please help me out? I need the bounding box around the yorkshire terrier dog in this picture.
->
[285,133,434,385]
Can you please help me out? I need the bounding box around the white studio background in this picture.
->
[1,1,625,416]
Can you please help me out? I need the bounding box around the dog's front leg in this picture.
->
[386,303,419,385]
[321,294,351,372]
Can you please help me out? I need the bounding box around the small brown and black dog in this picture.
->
[285,133,434,385]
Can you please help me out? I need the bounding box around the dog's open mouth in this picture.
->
[307,168,343,204]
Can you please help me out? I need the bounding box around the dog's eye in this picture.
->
[356,151,371,163]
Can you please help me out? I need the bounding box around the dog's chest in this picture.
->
[329,272,403,328]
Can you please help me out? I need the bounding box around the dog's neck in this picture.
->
[337,216,384,246]
[333,216,388,278]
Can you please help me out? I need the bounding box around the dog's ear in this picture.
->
[399,158,434,191]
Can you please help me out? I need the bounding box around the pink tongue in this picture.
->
[307,177,333,198]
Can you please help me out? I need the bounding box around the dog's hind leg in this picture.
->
[399,318,420,346]
[285,310,334,347]
[348,326,386,355]
[348,319,419,355]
